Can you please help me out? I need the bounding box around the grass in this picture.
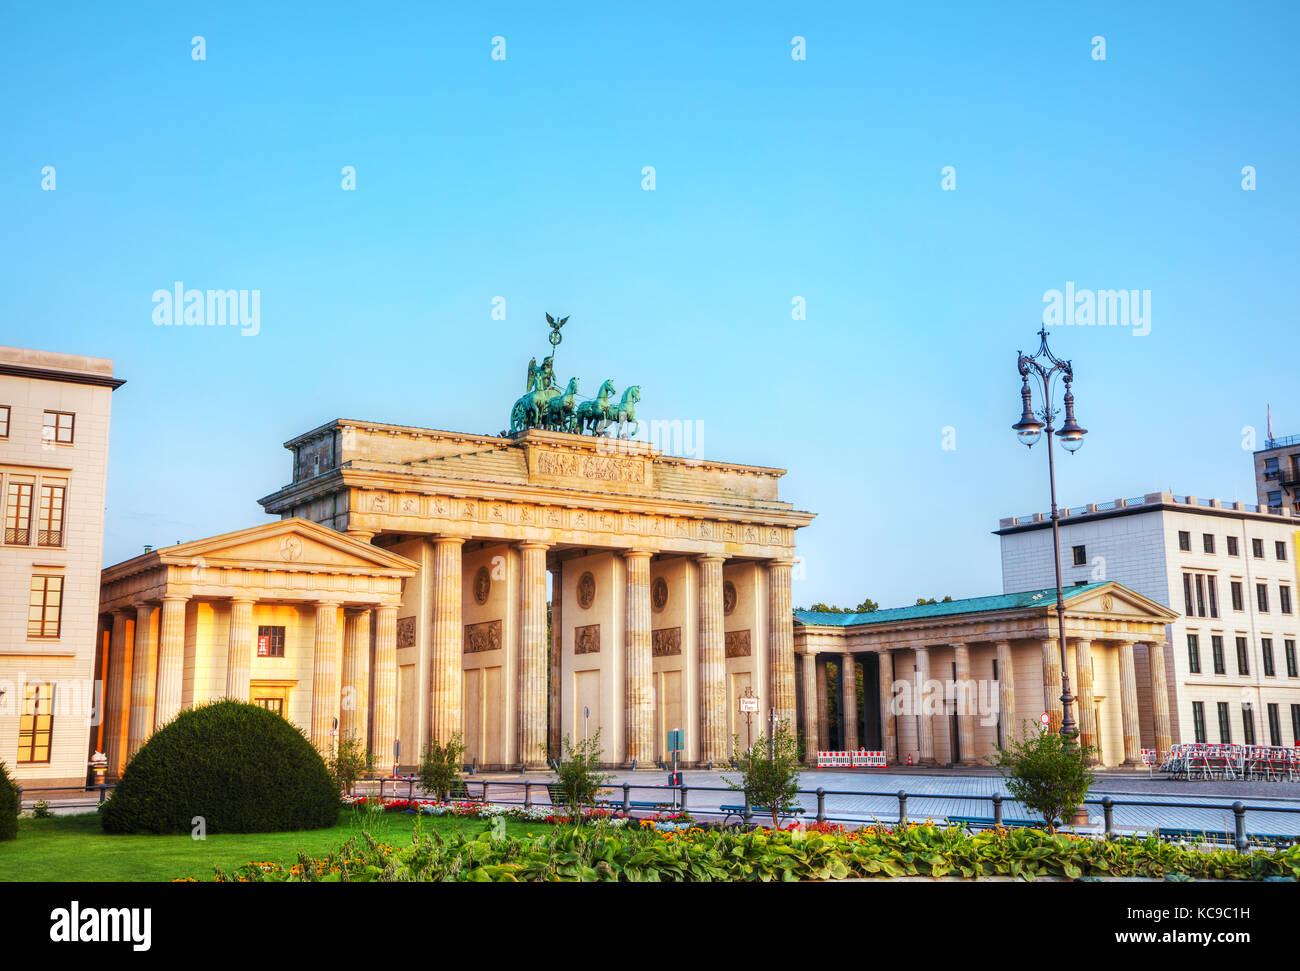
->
[0,809,547,882]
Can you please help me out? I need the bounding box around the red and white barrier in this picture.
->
[818,750,887,769]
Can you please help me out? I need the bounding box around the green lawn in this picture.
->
[0,810,544,882]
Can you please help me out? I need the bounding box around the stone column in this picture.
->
[104,610,133,778]
[126,603,157,762]
[340,609,372,745]
[767,559,796,727]
[372,606,399,770]
[996,640,1016,746]
[623,549,654,766]
[1074,637,1098,763]
[224,597,255,702]
[1041,639,1063,735]
[815,657,830,752]
[841,653,859,751]
[915,646,935,765]
[800,653,818,765]
[519,542,549,768]
[153,596,188,729]
[548,564,562,761]
[310,602,341,752]
[878,650,896,762]
[952,643,976,765]
[1145,639,1172,754]
[429,536,465,744]
[1117,640,1142,766]
[697,554,727,763]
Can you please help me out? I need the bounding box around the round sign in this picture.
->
[1039,712,1050,726]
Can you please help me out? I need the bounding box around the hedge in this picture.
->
[102,700,340,834]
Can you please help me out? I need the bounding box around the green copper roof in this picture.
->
[793,582,1112,628]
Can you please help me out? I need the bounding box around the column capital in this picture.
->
[433,534,466,548]
[161,594,191,604]
[694,553,726,565]
[766,557,796,569]
[229,595,256,606]
[313,600,342,610]
[622,548,656,560]
[518,540,550,552]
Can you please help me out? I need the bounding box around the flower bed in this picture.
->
[342,795,628,825]
[212,821,1300,883]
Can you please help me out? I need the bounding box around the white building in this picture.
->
[997,492,1300,750]
[0,347,124,787]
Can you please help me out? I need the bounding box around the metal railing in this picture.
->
[17,783,114,811]
[348,777,1300,854]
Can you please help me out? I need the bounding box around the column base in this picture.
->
[1120,758,1143,768]
[957,760,979,768]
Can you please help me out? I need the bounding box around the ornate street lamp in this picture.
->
[1013,327,1088,742]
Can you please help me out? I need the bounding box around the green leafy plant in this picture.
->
[418,733,465,802]
[553,731,611,820]
[724,719,803,829]
[32,799,53,819]
[328,733,374,794]
[991,729,1096,831]
[100,699,339,834]
[0,761,18,841]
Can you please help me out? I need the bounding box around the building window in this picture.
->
[42,410,75,445]
[1252,538,1264,559]
[37,484,65,548]
[28,574,63,638]
[1178,531,1191,552]
[1187,633,1201,673]
[1217,702,1231,743]
[1072,545,1086,566]
[5,480,33,545]
[1286,639,1298,678]
[1192,702,1206,743]
[1268,704,1282,746]
[1227,535,1239,557]
[1292,705,1300,745]
[1235,636,1250,676]
[1262,638,1275,677]
[1269,491,1283,508]
[256,625,286,658]
[1211,635,1225,674]
[1203,534,1215,554]
[1257,583,1269,613]
[0,405,9,438]
[1206,575,1219,619]
[17,683,53,764]
[1242,704,1256,746]
[1230,581,1244,612]
[253,697,284,715]
[1282,586,1293,615]
[1183,574,1193,615]
[1277,541,1288,562]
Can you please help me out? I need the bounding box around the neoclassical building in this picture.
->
[794,581,1179,768]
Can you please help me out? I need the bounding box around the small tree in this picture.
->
[419,733,465,803]
[724,719,802,829]
[0,761,18,841]
[328,733,374,794]
[553,731,611,820]
[991,729,1095,831]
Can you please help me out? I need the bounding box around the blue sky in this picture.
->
[2,2,1296,609]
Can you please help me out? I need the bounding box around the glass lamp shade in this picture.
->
[1012,382,1044,447]
[1056,389,1086,452]
[1015,424,1043,447]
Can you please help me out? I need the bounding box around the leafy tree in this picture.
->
[328,733,374,794]
[798,597,879,613]
[553,731,611,820]
[915,596,954,605]
[991,729,1095,832]
[418,733,465,802]
[724,719,803,829]
[0,761,18,841]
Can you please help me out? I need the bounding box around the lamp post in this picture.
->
[1012,327,1088,742]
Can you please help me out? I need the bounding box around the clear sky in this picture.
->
[2,3,1296,610]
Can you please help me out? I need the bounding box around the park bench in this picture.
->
[946,815,1043,831]
[719,804,806,825]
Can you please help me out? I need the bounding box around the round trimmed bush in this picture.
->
[0,761,18,841]
[101,700,340,834]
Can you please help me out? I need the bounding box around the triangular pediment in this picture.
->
[155,519,417,575]
[1061,581,1178,621]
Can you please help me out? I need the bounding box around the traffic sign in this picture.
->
[739,696,759,713]
[1039,711,1050,726]
[666,728,685,753]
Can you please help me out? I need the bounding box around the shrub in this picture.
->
[32,800,53,819]
[553,731,611,819]
[101,699,340,834]
[0,761,18,841]
[725,719,803,830]
[418,733,465,802]
[991,729,1096,831]
[328,733,374,794]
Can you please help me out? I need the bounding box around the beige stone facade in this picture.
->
[256,421,815,769]
[794,582,1178,769]
[0,347,124,787]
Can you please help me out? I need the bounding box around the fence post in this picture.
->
[408,777,414,800]
[743,789,753,824]
[524,781,532,809]
[1101,797,1114,840]
[816,787,826,824]
[1232,801,1248,855]
[680,785,689,815]
[622,783,631,814]
[897,790,908,826]
[992,793,1003,828]
[98,784,107,806]
[378,777,385,800]
[481,781,490,805]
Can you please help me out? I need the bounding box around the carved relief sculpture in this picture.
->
[575,624,600,655]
